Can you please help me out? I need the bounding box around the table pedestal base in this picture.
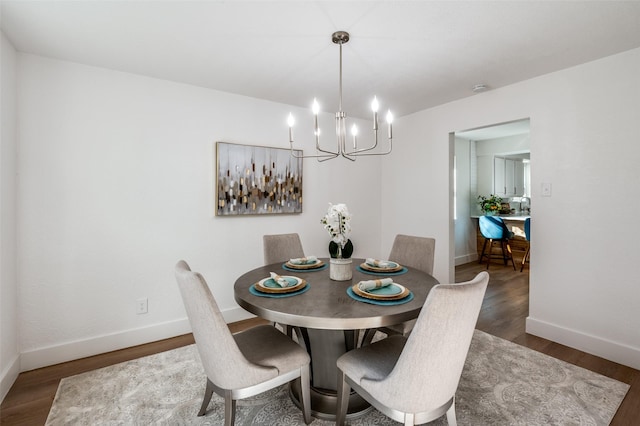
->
[290,378,373,421]
[288,327,372,420]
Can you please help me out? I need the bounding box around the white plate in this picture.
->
[285,259,325,270]
[353,282,410,300]
[360,261,402,272]
[256,276,305,293]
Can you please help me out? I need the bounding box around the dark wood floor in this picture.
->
[2,262,638,425]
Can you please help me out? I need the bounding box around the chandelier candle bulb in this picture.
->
[372,96,379,130]
[351,124,358,149]
[312,98,319,137]
[386,110,393,139]
[287,113,294,143]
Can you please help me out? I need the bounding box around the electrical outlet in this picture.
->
[136,298,148,315]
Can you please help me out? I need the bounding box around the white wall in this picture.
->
[0,31,20,401]
[453,137,477,265]
[16,54,384,370]
[7,43,640,381]
[386,48,640,369]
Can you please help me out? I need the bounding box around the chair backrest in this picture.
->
[263,233,305,265]
[524,217,531,241]
[174,261,276,389]
[479,215,508,240]
[388,234,435,275]
[365,271,489,412]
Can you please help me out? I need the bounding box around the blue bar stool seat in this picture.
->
[478,216,516,270]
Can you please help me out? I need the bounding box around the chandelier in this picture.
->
[287,31,393,162]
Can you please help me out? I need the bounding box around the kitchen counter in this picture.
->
[471,214,530,261]
[470,213,530,221]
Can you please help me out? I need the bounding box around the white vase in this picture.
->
[329,258,353,281]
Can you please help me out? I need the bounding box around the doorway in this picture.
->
[452,119,530,270]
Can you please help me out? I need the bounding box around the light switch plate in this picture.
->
[541,182,552,197]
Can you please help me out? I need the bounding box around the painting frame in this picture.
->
[215,142,303,216]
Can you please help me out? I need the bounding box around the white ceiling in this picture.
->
[2,1,640,120]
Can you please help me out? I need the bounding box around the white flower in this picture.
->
[321,203,352,247]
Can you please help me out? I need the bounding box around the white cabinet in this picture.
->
[494,157,525,197]
[514,160,525,196]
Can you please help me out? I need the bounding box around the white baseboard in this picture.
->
[526,316,640,370]
[20,307,255,372]
[455,253,478,266]
[1,353,20,403]
[222,306,256,324]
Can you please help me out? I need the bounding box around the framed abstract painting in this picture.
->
[215,142,303,216]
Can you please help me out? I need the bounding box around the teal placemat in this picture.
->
[356,266,408,276]
[250,283,310,298]
[346,287,413,305]
[282,263,328,273]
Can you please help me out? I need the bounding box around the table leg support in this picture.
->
[289,328,372,420]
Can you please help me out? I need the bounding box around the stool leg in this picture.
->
[500,240,509,265]
[520,244,530,272]
[485,239,494,270]
[479,238,489,265]
[506,242,516,270]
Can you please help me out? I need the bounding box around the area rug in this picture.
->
[45,330,629,425]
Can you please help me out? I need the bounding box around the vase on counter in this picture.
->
[329,240,353,281]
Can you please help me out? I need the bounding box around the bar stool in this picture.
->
[478,215,516,270]
[520,218,531,272]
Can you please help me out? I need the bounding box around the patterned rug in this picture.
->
[45,330,629,425]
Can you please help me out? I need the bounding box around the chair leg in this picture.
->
[520,245,530,272]
[485,239,494,270]
[361,328,377,346]
[445,396,457,426]
[223,391,236,426]
[336,369,351,426]
[479,238,489,265]
[506,242,516,270]
[197,378,215,416]
[500,240,509,265]
[403,412,415,425]
[300,366,312,425]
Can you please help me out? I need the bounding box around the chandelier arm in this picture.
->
[345,130,380,155]
[344,139,393,158]
[315,143,340,156]
[290,144,339,160]
[340,151,357,161]
[318,153,340,162]
[291,151,339,160]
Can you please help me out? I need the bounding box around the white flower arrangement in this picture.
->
[321,203,351,248]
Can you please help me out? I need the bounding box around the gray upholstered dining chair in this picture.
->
[362,234,436,344]
[174,260,312,425]
[263,233,306,335]
[263,233,305,265]
[336,271,489,426]
[389,234,436,276]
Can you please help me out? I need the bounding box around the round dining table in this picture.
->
[234,257,439,420]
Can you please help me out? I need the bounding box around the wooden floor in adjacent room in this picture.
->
[2,262,638,425]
